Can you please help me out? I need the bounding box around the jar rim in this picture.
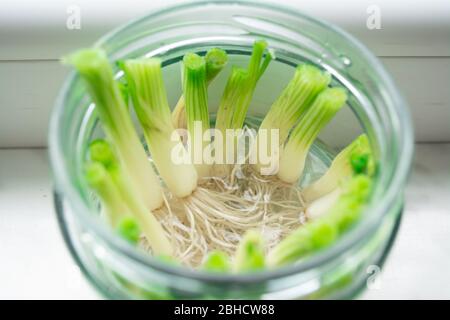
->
[49,0,414,284]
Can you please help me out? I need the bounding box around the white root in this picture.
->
[140,164,307,268]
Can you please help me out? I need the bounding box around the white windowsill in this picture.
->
[0,143,449,299]
[1,0,449,147]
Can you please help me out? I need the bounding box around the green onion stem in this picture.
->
[277,87,347,183]
[233,230,265,272]
[172,48,228,129]
[267,174,372,267]
[182,53,212,179]
[252,64,330,172]
[303,134,372,202]
[202,250,232,273]
[121,58,198,197]
[64,49,164,211]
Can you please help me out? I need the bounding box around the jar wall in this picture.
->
[56,192,402,299]
[49,1,413,300]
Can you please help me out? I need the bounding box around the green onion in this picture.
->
[215,67,247,132]
[258,65,330,147]
[85,162,128,227]
[215,40,273,133]
[327,174,372,233]
[121,58,198,197]
[214,41,273,173]
[88,139,128,191]
[305,188,341,221]
[266,218,339,266]
[267,174,371,267]
[106,162,173,255]
[303,134,372,202]
[233,230,265,272]
[85,140,172,255]
[202,250,231,273]
[252,64,330,172]
[309,220,339,250]
[172,48,228,129]
[205,48,229,82]
[350,137,374,176]
[277,87,347,183]
[64,49,163,211]
[182,53,211,178]
[304,134,374,220]
[89,139,117,169]
[117,216,141,244]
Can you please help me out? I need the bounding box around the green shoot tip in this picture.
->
[62,48,109,73]
[183,52,206,71]
[117,216,141,244]
[89,139,116,168]
[84,162,107,186]
[202,251,231,272]
[205,48,228,69]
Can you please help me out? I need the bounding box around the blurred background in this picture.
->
[0,0,449,299]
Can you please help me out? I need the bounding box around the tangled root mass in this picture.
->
[140,164,306,268]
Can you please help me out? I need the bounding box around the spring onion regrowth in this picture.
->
[64,49,163,211]
[252,65,330,172]
[202,251,232,273]
[305,134,374,220]
[89,139,117,167]
[327,174,372,233]
[214,40,273,175]
[305,188,342,221]
[233,230,265,272]
[182,53,212,179]
[215,40,273,133]
[85,162,128,227]
[303,134,372,203]
[172,48,228,129]
[267,174,372,267]
[88,139,172,255]
[277,87,347,183]
[117,216,141,244]
[121,58,198,197]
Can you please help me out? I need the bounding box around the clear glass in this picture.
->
[49,0,413,299]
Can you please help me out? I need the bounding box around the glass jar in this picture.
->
[49,0,413,299]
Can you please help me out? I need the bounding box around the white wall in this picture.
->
[0,0,449,147]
